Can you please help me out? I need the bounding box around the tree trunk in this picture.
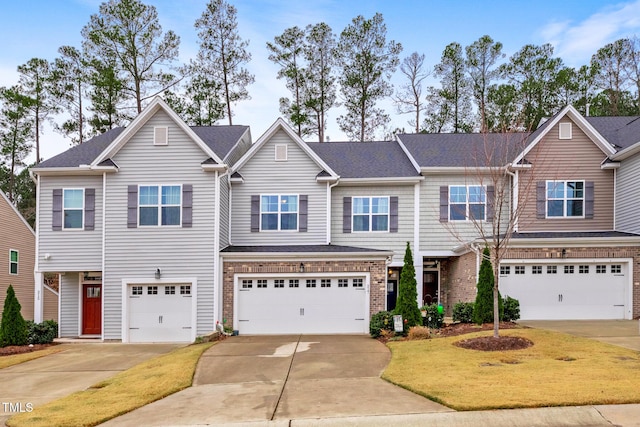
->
[493,264,500,338]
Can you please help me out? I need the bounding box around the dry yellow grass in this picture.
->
[0,346,65,369]
[383,329,640,410]
[7,342,214,427]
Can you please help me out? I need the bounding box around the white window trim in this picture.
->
[154,126,169,145]
[259,194,299,232]
[545,180,585,219]
[448,185,486,222]
[559,122,572,140]
[138,184,182,227]
[62,188,85,230]
[352,196,390,233]
[9,249,18,275]
[274,143,288,161]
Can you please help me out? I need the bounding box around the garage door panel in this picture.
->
[237,277,367,334]
[500,262,627,320]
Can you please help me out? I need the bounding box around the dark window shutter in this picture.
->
[299,195,308,232]
[536,181,545,219]
[251,195,260,232]
[585,181,594,219]
[127,185,138,228]
[84,188,95,231]
[486,186,495,222]
[182,184,193,228]
[52,189,62,231]
[439,186,448,223]
[390,196,399,232]
[343,197,352,233]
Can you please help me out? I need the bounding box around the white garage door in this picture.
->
[499,262,629,320]
[237,276,368,334]
[128,284,193,342]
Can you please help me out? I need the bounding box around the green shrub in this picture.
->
[421,303,444,329]
[393,242,423,333]
[369,311,394,338]
[473,247,503,324]
[452,302,474,323]
[0,285,28,347]
[502,296,521,322]
[27,320,58,344]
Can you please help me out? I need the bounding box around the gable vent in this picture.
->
[558,122,572,140]
[275,144,288,161]
[154,126,168,145]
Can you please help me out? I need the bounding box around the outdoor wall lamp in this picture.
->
[561,249,567,258]
[299,263,305,273]
[388,268,393,276]
[155,268,161,279]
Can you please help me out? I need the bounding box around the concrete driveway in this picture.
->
[518,319,640,350]
[103,334,452,426]
[0,343,179,424]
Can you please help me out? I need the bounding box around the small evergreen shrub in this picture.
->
[502,296,521,322]
[473,247,503,324]
[369,311,394,338]
[393,242,423,332]
[452,302,474,323]
[407,326,431,340]
[0,285,28,347]
[27,320,58,344]
[421,303,444,329]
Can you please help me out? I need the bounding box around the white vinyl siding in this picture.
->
[103,110,217,340]
[219,176,230,249]
[38,176,103,271]
[332,185,413,264]
[230,130,326,245]
[616,151,640,234]
[59,273,80,337]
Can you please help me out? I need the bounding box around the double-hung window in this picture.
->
[9,250,18,275]
[352,197,389,232]
[139,185,181,226]
[546,180,584,217]
[449,185,486,221]
[63,189,84,229]
[261,195,298,231]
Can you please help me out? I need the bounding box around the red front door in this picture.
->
[82,284,102,335]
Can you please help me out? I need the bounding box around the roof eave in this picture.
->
[220,250,393,260]
[509,236,640,247]
[420,166,504,175]
[611,140,640,161]
[201,163,228,172]
[337,177,423,185]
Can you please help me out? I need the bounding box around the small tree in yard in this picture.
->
[473,247,503,324]
[394,242,422,330]
[0,285,28,347]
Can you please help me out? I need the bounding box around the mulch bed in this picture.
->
[0,343,60,356]
[454,335,534,351]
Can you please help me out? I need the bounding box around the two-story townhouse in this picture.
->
[1,189,57,321]
[31,98,251,342]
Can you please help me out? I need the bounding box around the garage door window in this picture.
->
[500,266,510,275]
[321,279,331,288]
[353,278,364,288]
[289,279,299,288]
[596,265,606,273]
[165,286,175,295]
[242,280,253,289]
[532,266,542,275]
[274,279,284,288]
[180,285,191,295]
[515,266,525,275]
[564,266,574,274]
[611,265,622,274]
[547,265,557,274]
[579,265,589,274]
[306,279,317,288]
[147,286,158,294]
[257,280,267,288]
[132,286,143,295]
[338,279,348,287]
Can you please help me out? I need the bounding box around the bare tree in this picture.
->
[394,52,430,133]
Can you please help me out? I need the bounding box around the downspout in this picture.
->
[101,172,106,340]
[613,168,617,230]
[33,172,42,323]
[326,178,340,244]
[214,170,228,328]
[505,167,517,232]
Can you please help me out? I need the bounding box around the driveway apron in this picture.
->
[103,334,451,426]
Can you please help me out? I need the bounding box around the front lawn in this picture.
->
[0,346,65,369]
[7,342,214,427]
[383,328,640,410]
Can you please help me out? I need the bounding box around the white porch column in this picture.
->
[415,260,424,308]
[34,271,44,322]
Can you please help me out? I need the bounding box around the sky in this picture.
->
[1,0,640,163]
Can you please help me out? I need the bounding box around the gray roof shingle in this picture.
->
[586,116,640,150]
[398,132,530,168]
[36,125,249,169]
[221,244,388,253]
[306,141,418,178]
[512,231,640,239]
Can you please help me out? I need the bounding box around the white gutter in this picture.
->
[101,172,107,341]
[214,170,227,327]
[33,173,42,323]
[326,178,340,244]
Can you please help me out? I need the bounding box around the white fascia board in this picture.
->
[201,163,228,172]
[394,135,422,173]
[220,251,393,261]
[232,118,338,179]
[420,167,502,175]
[92,97,224,166]
[601,162,620,170]
[416,250,461,257]
[611,140,640,161]
[30,167,111,176]
[513,105,615,165]
[337,177,423,185]
[508,236,640,248]
[222,126,252,164]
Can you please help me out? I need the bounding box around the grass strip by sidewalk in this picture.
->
[0,346,65,370]
[7,342,213,427]
[383,328,640,411]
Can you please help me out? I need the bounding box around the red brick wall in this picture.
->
[222,259,387,328]
[440,251,478,314]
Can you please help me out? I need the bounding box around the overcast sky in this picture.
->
[1,0,640,163]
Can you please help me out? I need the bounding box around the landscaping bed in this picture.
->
[0,343,60,356]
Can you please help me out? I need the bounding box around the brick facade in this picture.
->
[439,251,477,314]
[222,259,387,328]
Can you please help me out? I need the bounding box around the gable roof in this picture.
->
[306,140,419,178]
[0,189,34,235]
[585,116,640,160]
[35,127,125,168]
[233,118,338,178]
[513,105,616,165]
[191,125,250,160]
[397,132,529,168]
